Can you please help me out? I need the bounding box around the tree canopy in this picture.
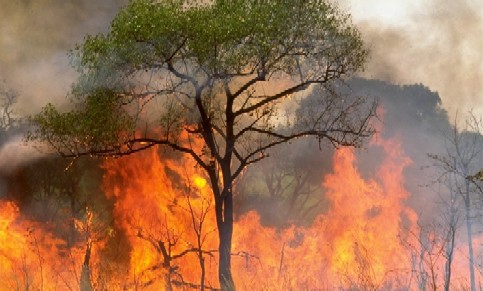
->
[31,0,371,161]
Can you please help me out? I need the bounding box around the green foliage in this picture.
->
[29,88,134,155]
[75,0,366,81]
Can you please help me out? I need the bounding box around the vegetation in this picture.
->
[28,1,374,289]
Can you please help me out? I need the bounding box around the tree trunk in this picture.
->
[199,255,206,291]
[444,224,455,291]
[217,188,235,291]
[464,188,476,291]
[80,241,93,291]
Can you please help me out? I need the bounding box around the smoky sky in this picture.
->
[350,0,483,124]
[0,0,128,173]
[0,0,128,116]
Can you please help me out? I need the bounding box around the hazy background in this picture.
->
[0,0,127,116]
[0,0,481,121]
[342,0,483,124]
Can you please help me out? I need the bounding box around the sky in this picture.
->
[0,0,482,124]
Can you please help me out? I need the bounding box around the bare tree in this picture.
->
[404,221,446,291]
[236,139,330,226]
[429,113,483,291]
[440,176,461,291]
[186,191,214,291]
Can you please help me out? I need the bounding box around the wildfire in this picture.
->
[0,201,25,270]
[101,147,219,289]
[231,134,418,289]
[321,139,417,287]
[0,200,86,290]
[97,130,421,289]
[1,127,479,289]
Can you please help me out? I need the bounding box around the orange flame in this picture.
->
[101,146,219,289]
[231,134,419,289]
[0,200,87,290]
[1,126,480,289]
[95,130,422,289]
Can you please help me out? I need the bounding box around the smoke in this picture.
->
[344,0,483,124]
[2,0,480,119]
[0,0,129,175]
[0,134,48,174]
[0,0,128,116]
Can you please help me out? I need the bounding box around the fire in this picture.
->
[0,200,87,290]
[231,134,418,289]
[0,201,26,270]
[96,130,420,289]
[321,140,417,287]
[1,126,480,289]
[194,175,207,189]
[101,147,219,289]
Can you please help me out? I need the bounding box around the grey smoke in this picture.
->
[350,0,483,123]
[0,0,128,116]
[1,0,481,118]
[0,0,128,171]
[0,134,46,174]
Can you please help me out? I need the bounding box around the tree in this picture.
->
[28,0,375,289]
[429,114,483,291]
[0,82,19,198]
[440,182,459,291]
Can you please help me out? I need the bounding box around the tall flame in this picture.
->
[231,134,419,289]
[96,131,421,289]
[1,127,479,289]
[101,147,219,289]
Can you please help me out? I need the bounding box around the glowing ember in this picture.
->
[194,175,208,189]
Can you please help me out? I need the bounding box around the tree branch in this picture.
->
[234,80,323,117]
[58,137,209,171]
